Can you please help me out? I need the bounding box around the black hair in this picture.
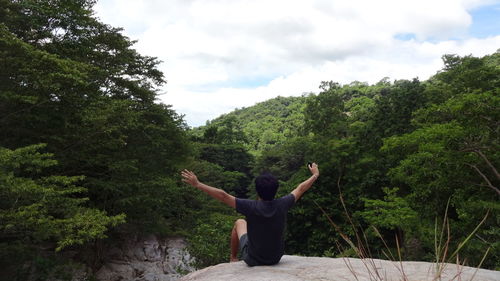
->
[255,173,279,201]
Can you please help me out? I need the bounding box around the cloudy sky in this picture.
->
[94,0,500,127]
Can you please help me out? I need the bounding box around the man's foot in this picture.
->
[230,257,239,262]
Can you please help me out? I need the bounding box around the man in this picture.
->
[181,163,319,266]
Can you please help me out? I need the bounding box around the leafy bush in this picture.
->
[187,213,239,268]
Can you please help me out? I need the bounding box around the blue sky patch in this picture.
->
[394,33,417,41]
[468,3,500,38]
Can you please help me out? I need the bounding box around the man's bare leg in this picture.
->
[230,219,247,262]
[230,226,239,262]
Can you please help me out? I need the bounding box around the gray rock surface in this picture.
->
[96,235,195,281]
[180,255,499,281]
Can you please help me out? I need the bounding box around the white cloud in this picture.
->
[94,0,500,126]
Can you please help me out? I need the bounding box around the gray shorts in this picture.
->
[238,233,249,260]
[239,234,259,266]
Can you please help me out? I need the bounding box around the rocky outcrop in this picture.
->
[180,255,499,281]
[96,235,195,281]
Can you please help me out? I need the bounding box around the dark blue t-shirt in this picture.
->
[235,194,295,266]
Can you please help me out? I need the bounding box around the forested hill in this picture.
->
[190,53,499,269]
[191,96,308,155]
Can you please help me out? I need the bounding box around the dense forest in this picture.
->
[0,1,498,280]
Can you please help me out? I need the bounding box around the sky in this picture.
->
[93,0,500,127]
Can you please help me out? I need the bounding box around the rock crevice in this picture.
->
[96,235,195,281]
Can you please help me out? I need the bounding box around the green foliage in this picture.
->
[304,83,348,138]
[1,1,191,277]
[189,143,253,198]
[1,0,499,272]
[0,0,189,232]
[0,144,125,277]
[357,187,417,229]
[370,79,426,138]
[197,144,253,175]
[202,116,248,145]
[193,52,499,269]
[0,144,125,251]
[193,96,308,156]
[187,213,239,268]
[253,136,314,180]
[381,52,499,268]
[187,159,250,198]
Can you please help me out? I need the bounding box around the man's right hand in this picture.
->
[181,169,200,187]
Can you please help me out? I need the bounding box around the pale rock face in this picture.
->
[180,255,500,281]
[96,236,195,281]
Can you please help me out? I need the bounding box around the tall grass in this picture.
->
[315,183,491,281]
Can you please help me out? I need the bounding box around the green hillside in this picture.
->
[192,95,309,156]
[189,53,500,268]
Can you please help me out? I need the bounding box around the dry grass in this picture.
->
[314,184,491,281]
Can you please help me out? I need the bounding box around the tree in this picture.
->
[371,79,426,140]
[355,187,418,251]
[0,144,125,275]
[1,0,164,102]
[0,2,193,277]
[381,52,499,268]
[0,1,190,231]
[304,84,348,138]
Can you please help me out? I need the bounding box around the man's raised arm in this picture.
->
[291,163,319,202]
[181,169,236,208]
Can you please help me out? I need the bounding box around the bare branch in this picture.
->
[466,164,500,196]
[474,150,500,180]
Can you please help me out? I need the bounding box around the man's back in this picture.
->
[181,163,319,265]
[236,194,295,266]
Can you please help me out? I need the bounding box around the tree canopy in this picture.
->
[1,1,192,277]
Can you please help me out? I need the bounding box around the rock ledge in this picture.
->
[180,255,499,281]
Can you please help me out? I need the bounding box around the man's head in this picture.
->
[255,173,279,201]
